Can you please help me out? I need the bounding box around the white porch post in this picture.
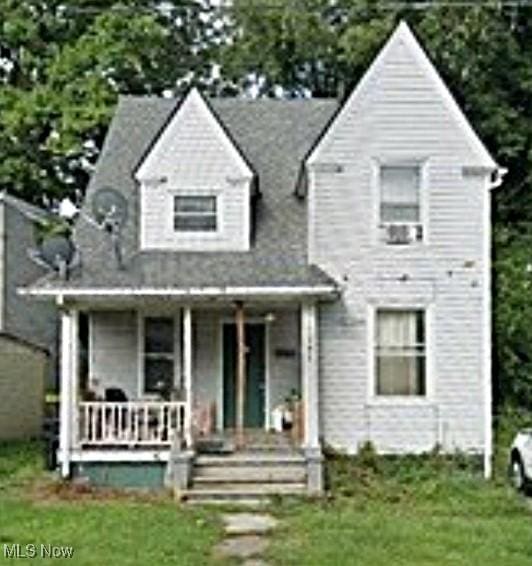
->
[183,306,193,447]
[301,302,319,450]
[59,307,78,478]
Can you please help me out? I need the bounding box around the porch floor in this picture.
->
[195,429,300,455]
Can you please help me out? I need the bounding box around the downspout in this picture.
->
[483,165,507,479]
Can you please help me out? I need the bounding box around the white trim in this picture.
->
[183,306,193,447]
[264,322,271,431]
[59,309,76,478]
[307,21,497,169]
[367,303,434,404]
[70,449,171,463]
[136,88,254,182]
[373,158,430,247]
[301,302,319,450]
[170,190,223,237]
[22,285,338,299]
[483,176,493,479]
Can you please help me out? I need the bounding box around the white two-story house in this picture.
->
[25,22,504,498]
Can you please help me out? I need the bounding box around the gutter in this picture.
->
[19,284,339,301]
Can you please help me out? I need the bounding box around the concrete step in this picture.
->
[193,465,307,483]
[184,482,307,502]
[194,453,306,467]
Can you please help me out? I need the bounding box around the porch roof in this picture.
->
[22,255,338,300]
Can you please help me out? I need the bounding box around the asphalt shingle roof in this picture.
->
[31,95,340,293]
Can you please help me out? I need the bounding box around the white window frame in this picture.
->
[367,303,433,405]
[167,189,223,239]
[137,312,180,399]
[173,193,219,234]
[372,158,429,246]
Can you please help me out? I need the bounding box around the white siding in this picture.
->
[88,308,301,431]
[269,311,300,412]
[309,27,491,455]
[137,89,253,251]
[89,311,138,399]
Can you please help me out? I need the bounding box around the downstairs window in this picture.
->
[375,309,426,396]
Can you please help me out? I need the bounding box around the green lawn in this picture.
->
[267,449,532,566]
[0,442,223,565]
[1,439,531,565]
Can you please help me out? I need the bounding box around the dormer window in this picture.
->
[174,195,218,232]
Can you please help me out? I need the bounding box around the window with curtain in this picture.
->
[174,195,217,232]
[379,165,421,223]
[144,317,174,395]
[375,309,426,396]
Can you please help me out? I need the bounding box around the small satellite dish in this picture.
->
[29,234,78,279]
[91,187,128,232]
[90,187,128,269]
[40,235,75,267]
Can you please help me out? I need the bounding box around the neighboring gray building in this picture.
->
[0,192,57,354]
[25,22,505,496]
[0,191,58,439]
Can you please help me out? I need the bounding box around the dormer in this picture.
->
[135,88,255,252]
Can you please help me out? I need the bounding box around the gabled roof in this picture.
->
[26,96,339,294]
[0,191,49,223]
[307,21,498,170]
[135,88,255,184]
[0,331,49,355]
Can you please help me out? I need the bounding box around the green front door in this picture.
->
[223,323,265,429]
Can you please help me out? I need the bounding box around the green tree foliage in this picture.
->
[0,0,217,202]
[223,0,532,407]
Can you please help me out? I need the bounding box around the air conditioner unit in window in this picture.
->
[386,224,421,245]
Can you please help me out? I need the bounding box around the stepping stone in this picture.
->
[222,513,278,535]
[242,560,271,566]
[214,535,269,559]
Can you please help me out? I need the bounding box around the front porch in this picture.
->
[59,298,323,493]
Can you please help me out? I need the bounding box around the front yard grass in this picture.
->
[268,446,532,566]
[0,441,223,565]
[1,436,532,565]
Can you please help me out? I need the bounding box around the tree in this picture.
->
[0,0,218,203]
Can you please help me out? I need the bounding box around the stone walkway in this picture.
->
[214,512,278,564]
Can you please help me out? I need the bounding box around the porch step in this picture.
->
[195,453,306,466]
[194,466,306,483]
[185,451,308,503]
[183,483,307,503]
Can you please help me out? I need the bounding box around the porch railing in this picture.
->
[78,401,186,447]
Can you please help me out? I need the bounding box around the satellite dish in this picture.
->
[91,187,128,232]
[90,187,128,270]
[28,235,78,280]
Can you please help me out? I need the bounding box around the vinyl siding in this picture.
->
[138,91,252,252]
[89,311,139,399]
[89,308,301,430]
[309,33,490,454]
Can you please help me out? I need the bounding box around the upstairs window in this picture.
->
[174,195,217,232]
[379,165,423,244]
[375,309,426,396]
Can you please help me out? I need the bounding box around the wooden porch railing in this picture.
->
[78,401,186,446]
